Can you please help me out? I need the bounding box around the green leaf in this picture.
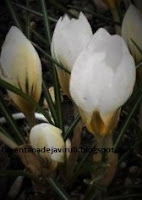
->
[131,38,142,55]
[0,91,25,144]
[67,5,121,25]
[64,115,80,140]
[39,0,64,131]
[26,0,31,39]
[6,0,22,30]
[48,0,77,18]
[42,80,58,125]
[32,42,70,74]
[40,0,51,45]
[46,178,71,200]
[0,131,18,149]
[11,1,57,22]
[114,89,142,150]
[0,79,53,125]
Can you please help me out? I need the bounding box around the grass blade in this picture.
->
[32,42,70,74]
[64,115,80,140]
[0,131,18,149]
[26,0,31,39]
[68,5,121,25]
[30,28,50,46]
[6,0,22,30]
[48,0,77,18]
[0,91,25,144]
[11,1,57,22]
[40,0,51,44]
[0,79,53,124]
[39,0,64,130]
[47,178,71,200]
[114,89,142,150]
[42,80,58,125]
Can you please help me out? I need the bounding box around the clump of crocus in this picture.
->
[122,4,142,63]
[30,123,65,171]
[51,12,92,97]
[0,26,42,126]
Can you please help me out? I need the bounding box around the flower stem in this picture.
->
[25,111,37,129]
[93,134,118,186]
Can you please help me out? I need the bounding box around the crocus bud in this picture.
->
[30,123,65,163]
[0,26,42,117]
[122,4,142,63]
[51,12,92,97]
[70,28,136,136]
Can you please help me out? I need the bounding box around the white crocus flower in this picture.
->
[122,4,142,63]
[70,28,136,136]
[30,123,65,163]
[51,12,93,97]
[0,26,42,117]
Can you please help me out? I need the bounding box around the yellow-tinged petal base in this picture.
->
[57,69,71,98]
[79,108,120,136]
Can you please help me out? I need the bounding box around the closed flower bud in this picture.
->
[51,12,92,97]
[30,123,65,163]
[122,4,142,63]
[70,28,136,136]
[0,26,42,117]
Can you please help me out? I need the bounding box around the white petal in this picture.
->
[121,4,142,62]
[51,12,93,71]
[70,28,136,119]
[0,26,42,95]
[30,123,65,163]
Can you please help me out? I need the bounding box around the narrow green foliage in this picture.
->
[118,137,142,164]
[26,0,31,39]
[33,42,70,74]
[42,80,58,125]
[11,1,57,22]
[131,38,142,55]
[64,115,80,140]
[6,0,22,30]
[114,89,142,150]
[30,28,50,47]
[39,0,64,131]
[0,131,18,149]
[48,0,77,18]
[68,5,121,25]
[0,79,53,124]
[0,91,25,144]
[40,0,51,44]
[46,178,71,200]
